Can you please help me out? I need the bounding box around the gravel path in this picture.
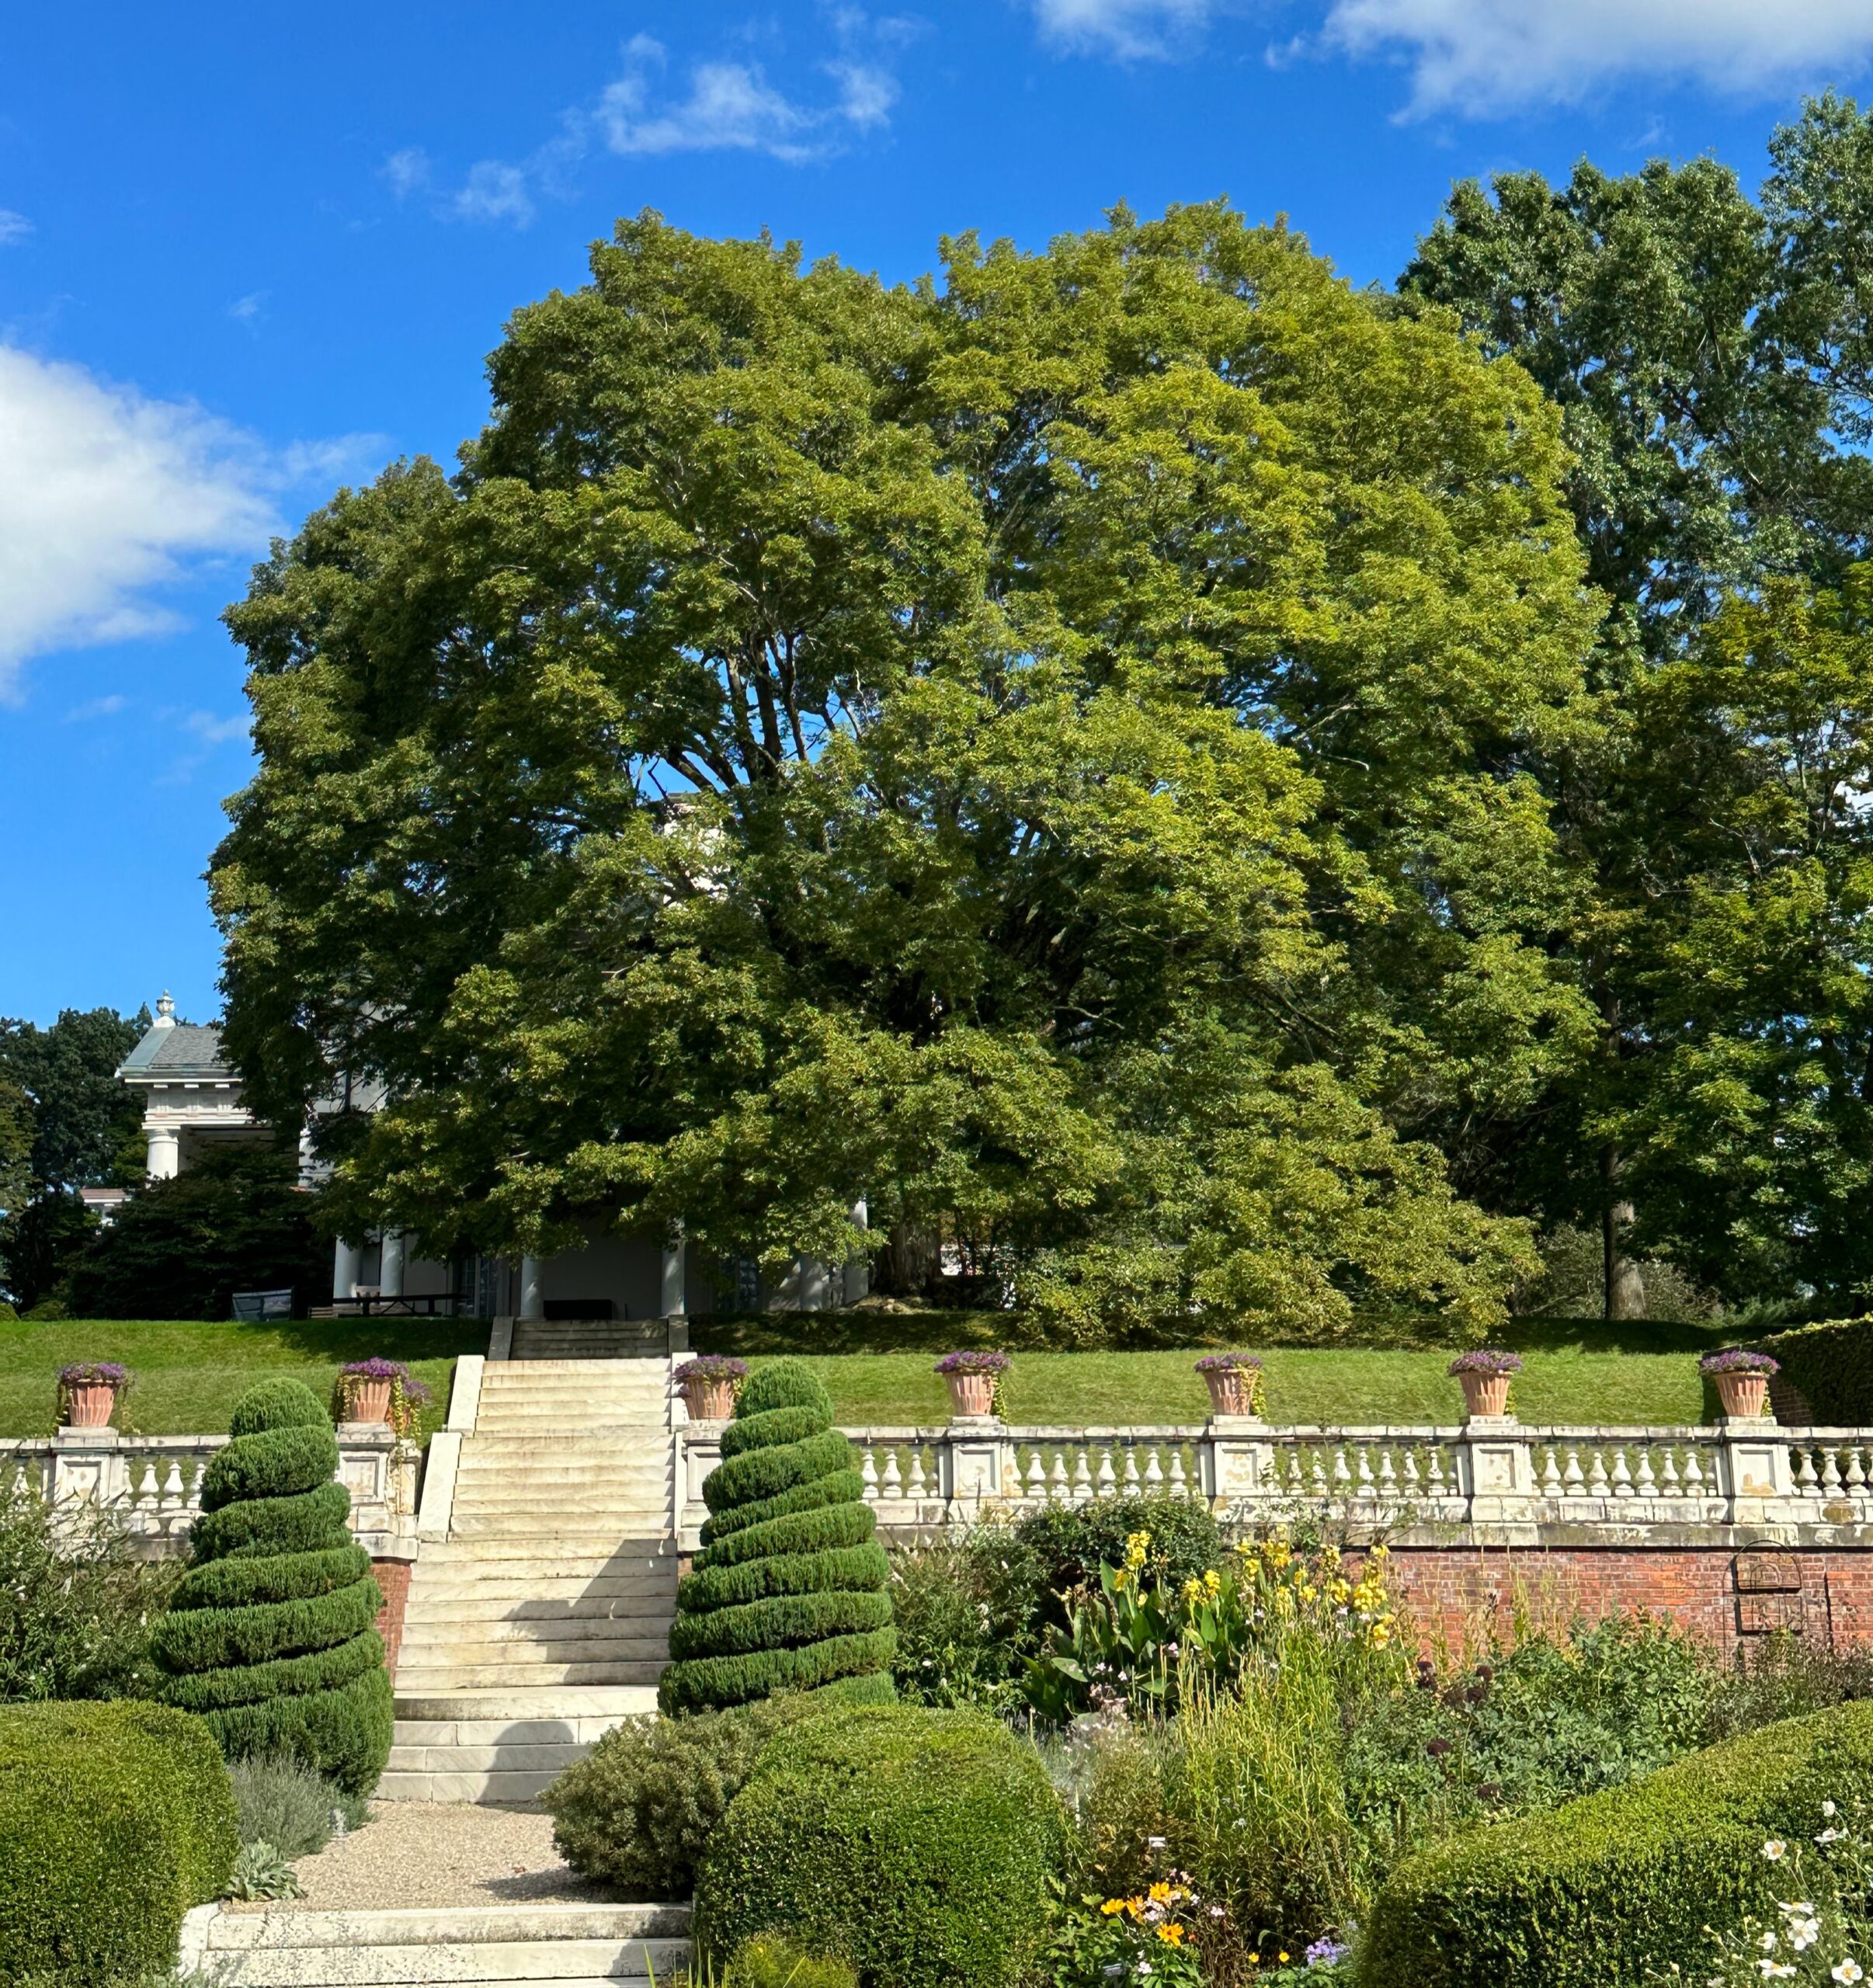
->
[228,1802,616,1913]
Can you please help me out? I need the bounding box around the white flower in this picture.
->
[1760,1965,1794,1982]
[1834,1962,1865,1985]
[1818,1829,1847,1844]
[1762,1933,1781,1952]
[1791,1921,1821,1952]
[1764,1840,1789,1862]
[1824,1801,1838,1817]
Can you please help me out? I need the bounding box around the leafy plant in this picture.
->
[222,1838,304,1901]
[1046,1876,1210,1988]
[228,1754,369,1858]
[888,1523,1041,1712]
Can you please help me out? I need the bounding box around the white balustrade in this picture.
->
[0,1429,416,1555]
[674,1420,1873,1547]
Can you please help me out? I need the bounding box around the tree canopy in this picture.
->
[213,200,1600,1337]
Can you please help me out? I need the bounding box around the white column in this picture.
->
[660,1230,686,1318]
[145,1124,180,1180]
[333,1237,363,1302]
[379,1230,406,1299]
[519,1254,546,1322]
[843,1197,870,1305]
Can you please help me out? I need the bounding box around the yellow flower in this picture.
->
[1298,1583,1319,1603]
[1279,1953,1291,1965]
[1124,1531,1152,1571]
[1157,1924,1186,1946]
[1320,1545,1342,1569]
[1329,1579,1352,1605]
[1100,1900,1126,1917]
[1204,1569,1221,1597]
[1148,1882,1174,1903]
[1181,1576,1204,1605]
[1368,1542,1389,1562]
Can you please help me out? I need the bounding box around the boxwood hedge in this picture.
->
[662,1361,895,1714]
[695,1705,1065,1988]
[0,1700,238,1984]
[152,1378,391,1793]
[1359,1698,1873,1988]
[1759,1318,1873,1423]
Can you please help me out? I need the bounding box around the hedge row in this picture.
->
[0,1701,238,1984]
[1758,1318,1873,1423]
[1360,1698,1873,1988]
[662,1361,895,1715]
[151,1579,382,1673]
[700,1477,870,1555]
[678,1542,892,1614]
[172,1543,371,1611]
[190,1479,353,1562]
[696,1705,1064,1988]
[161,1626,387,1712]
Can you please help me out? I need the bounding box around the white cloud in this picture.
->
[442,19,908,228]
[228,291,266,325]
[1030,0,1215,58]
[383,148,430,200]
[454,159,536,224]
[0,347,377,701]
[0,210,31,245]
[64,694,126,722]
[1319,0,1873,114]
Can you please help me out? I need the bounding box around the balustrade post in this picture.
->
[1206,1416,1277,1517]
[1721,1420,1802,1525]
[1459,1414,1540,1540]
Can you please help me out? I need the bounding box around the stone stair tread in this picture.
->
[394,1663,667,1689]
[191,1936,690,1983]
[205,1904,690,1948]
[384,1742,591,1772]
[392,1686,660,1720]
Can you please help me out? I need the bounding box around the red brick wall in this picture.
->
[371,1555,413,1679]
[1367,1545,1873,1661]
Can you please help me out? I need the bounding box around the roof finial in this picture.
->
[153,990,176,1030]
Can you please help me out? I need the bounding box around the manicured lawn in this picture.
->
[731,1345,1712,1428]
[0,1319,488,1441]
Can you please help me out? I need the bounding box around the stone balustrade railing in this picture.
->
[0,1427,419,1556]
[676,1417,1873,1548]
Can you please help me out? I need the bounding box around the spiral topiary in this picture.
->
[151,1378,392,1793]
[660,1358,895,1714]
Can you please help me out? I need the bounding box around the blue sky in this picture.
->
[5,0,1873,1026]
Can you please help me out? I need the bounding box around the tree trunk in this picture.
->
[873,1219,940,1300]
[1600,1146,1646,1321]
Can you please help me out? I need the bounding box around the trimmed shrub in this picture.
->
[1358,1698,1873,1988]
[0,1699,238,1984]
[727,1934,857,1988]
[151,1379,391,1794]
[1759,1317,1873,1422]
[695,1705,1065,1988]
[662,1361,895,1714]
[544,1697,824,1897]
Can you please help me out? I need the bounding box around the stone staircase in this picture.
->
[181,1902,693,1985]
[381,1343,678,1802]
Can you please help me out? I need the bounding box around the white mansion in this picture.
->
[116,994,861,1320]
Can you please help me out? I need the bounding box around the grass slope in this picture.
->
[0,1319,485,1440]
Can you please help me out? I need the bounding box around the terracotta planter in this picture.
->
[62,1382,120,1429]
[944,1372,998,1419]
[682,1377,737,1423]
[1715,1371,1770,1420]
[1202,1368,1257,1417]
[1458,1371,1513,1420]
[345,1378,394,1424]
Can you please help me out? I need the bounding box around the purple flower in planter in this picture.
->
[342,1357,408,1380]
[934,1350,1011,1375]
[1700,1347,1780,1376]
[1446,1350,1523,1378]
[675,1355,749,1384]
[59,1361,130,1388]
[1194,1353,1263,1373]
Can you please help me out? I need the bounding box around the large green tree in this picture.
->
[1402,96,1873,1314]
[0,1007,146,1309]
[211,203,1604,1338]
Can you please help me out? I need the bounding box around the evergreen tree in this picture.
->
[662,1360,894,1714]
[151,1379,391,1793]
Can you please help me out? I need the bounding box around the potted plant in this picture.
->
[1195,1352,1265,1418]
[935,1349,1009,1420]
[1701,1347,1779,1420]
[57,1361,130,1430]
[1447,1349,1522,1420]
[676,1354,748,1422]
[337,1358,429,1433]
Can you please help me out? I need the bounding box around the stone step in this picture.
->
[414,1540,673,1568]
[394,1660,667,1690]
[373,1767,578,1806]
[453,1465,672,1486]
[384,1739,591,1774]
[405,1581,676,1612]
[444,1520,669,1542]
[399,1622,672,1656]
[201,1905,690,1949]
[391,1686,659,1722]
[192,1910,690,1982]
[405,1601,676,1628]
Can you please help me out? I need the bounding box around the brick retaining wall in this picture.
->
[1372,1545,1873,1660]
[371,1554,414,1678]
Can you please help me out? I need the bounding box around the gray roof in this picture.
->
[118,1022,235,1082]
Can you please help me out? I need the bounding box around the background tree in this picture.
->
[213,203,1601,1338]
[0,1007,146,1309]
[1400,94,1873,1315]
[61,1145,329,1321]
